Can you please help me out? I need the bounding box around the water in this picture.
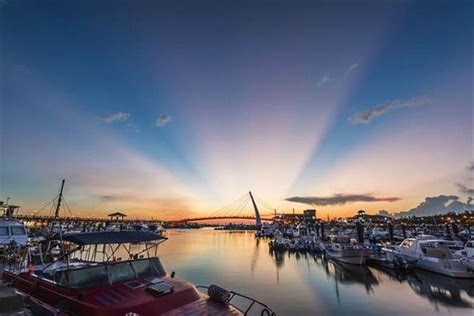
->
[156,228,473,316]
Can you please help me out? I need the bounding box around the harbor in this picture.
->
[4,228,471,315]
[0,187,473,315]
[2,0,473,315]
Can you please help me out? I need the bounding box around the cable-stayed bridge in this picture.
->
[169,191,275,226]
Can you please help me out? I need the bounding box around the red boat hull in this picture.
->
[3,271,239,316]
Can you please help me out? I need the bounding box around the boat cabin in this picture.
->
[328,235,351,244]
[397,238,458,258]
[0,219,28,247]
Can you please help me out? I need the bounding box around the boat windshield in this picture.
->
[11,226,26,235]
[53,257,166,289]
[0,227,8,236]
[330,236,350,243]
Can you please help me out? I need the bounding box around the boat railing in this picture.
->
[197,285,276,316]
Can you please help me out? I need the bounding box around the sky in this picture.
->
[0,0,472,220]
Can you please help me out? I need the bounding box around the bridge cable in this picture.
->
[228,196,250,217]
[213,193,249,217]
[253,194,275,211]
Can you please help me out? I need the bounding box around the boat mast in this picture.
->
[51,179,65,234]
[249,191,262,229]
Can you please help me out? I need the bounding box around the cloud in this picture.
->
[98,112,130,123]
[155,114,172,127]
[285,193,400,206]
[350,96,430,124]
[457,183,474,195]
[396,195,473,217]
[467,162,474,172]
[378,210,394,217]
[98,195,131,201]
[317,75,330,87]
[344,63,358,79]
[126,123,140,132]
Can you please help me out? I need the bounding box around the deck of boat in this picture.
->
[163,296,242,316]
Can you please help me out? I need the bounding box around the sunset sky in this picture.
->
[1,0,472,220]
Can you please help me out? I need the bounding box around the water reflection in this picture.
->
[269,247,472,311]
[407,270,473,309]
[158,229,472,315]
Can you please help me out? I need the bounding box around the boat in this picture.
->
[386,236,474,278]
[256,223,274,238]
[0,200,28,249]
[369,227,390,241]
[2,231,275,315]
[321,235,369,265]
[368,245,416,270]
[454,240,474,258]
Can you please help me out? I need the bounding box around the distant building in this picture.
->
[303,209,316,223]
[274,209,317,225]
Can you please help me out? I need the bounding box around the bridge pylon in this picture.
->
[249,191,262,229]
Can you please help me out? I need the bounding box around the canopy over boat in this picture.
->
[49,231,166,245]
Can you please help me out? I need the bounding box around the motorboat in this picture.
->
[0,219,28,249]
[369,227,390,241]
[321,235,369,265]
[256,224,274,238]
[0,201,28,249]
[368,245,416,270]
[454,240,474,258]
[386,236,473,278]
[2,231,275,315]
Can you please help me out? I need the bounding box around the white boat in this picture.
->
[386,236,473,278]
[370,227,390,241]
[0,201,28,248]
[321,235,369,265]
[256,224,274,237]
[0,219,28,248]
[454,240,474,258]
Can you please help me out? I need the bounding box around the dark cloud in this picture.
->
[467,162,474,172]
[350,96,430,124]
[457,183,474,195]
[378,210,394,217]
[98,195,130,201]
[396,195,473,217]
[285,194,400,206]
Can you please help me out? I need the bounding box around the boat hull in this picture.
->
[325,249,368,265]
[386,251,474,279]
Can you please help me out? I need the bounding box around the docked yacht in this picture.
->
[454,240,474,258]
[2,231,275,315]
[321,235,369,265]
[369,227,390,241]
[256,223,274,238]
[0,201,28,248]
[386,236,474,278]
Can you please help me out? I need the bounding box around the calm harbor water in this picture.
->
[155,228,472,316]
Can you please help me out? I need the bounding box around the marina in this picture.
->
[0,189,472,315]
[2,0,473,315]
